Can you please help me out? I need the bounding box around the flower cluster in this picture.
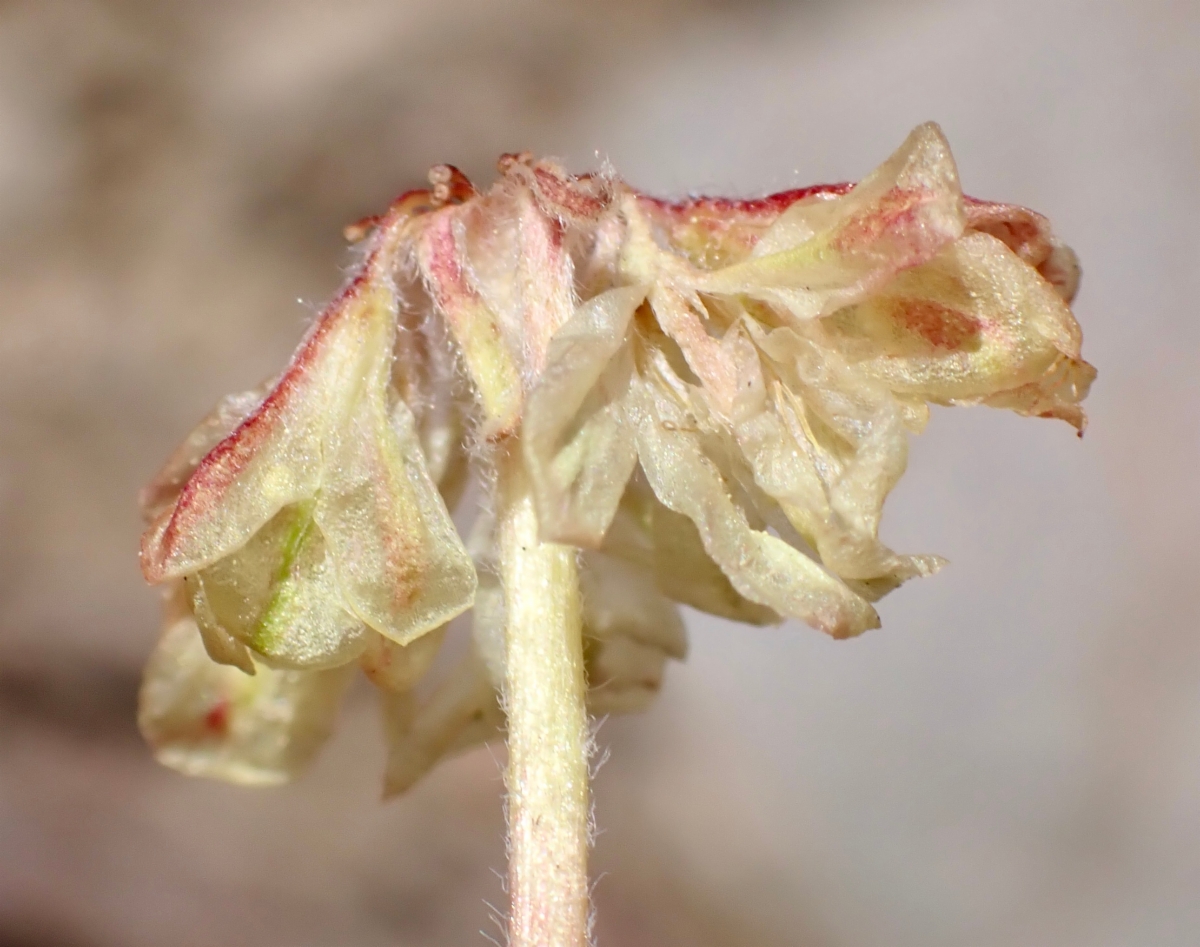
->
[138,124,1093,790]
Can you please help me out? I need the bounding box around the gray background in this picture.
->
[1,0,1196,944]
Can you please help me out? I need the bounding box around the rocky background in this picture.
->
[1,0,1197,944]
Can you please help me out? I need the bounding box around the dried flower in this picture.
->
[138,122,1093,793]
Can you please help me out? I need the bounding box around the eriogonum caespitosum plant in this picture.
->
[138,123,1093,947]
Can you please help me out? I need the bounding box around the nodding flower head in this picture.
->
[137,123,1094,790]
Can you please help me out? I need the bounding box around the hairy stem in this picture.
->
[497,448,590,947]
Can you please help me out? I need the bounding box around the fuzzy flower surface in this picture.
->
[138,124,1093,790]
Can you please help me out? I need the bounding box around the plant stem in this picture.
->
[497,448,590,947]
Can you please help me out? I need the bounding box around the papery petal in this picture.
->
[696,123,966,319]
[141,278,396,582]
[360,626,446,693]
[466,511,507,689]
[580,550,686,715]
[139,385,271,524]
[382,648,502,796]
[185,504,369,669]
[586,638,672,715]
[499,153,613,227]
[630,354,879,638]
[524,286,646,546]
[823,232,1095,429]
[736,320,943,584]
[580,550,687,658]
[964,197,1081,302]
[459,179,580,379]
[980,354,1097,431]
[512,188,578,377]
[144,242,477,665]
[313,364,477,647]
[645,283,741,416]
[634,184,853,271]
[602,474,780,625]
[391,313,470,509]
[185,579,256,674]
[138,604,352,786]
[418,209,523,437]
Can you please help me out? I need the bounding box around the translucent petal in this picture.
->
[390,312,470,509]
[512,187,578,377]
[458,181,581,381]
[964,197,1081,302]
[141,280,399,582]
[581,550,686,715]
[360,626,446,693]
[382,648,502,796]
[524,286,645,546]
[737,320,943,584]
[631,353,879,638]
[633,184,853,271]
[464,509,507,689]
[418,208,523,436]
[138,607,352,786]
[602,474,780,625]
[695,123,966,319]
[139,385,271,524]
[580,550,687,659]
[580,547,686,657]
[823,232,1095,429]
[186,504,369,669]
[980,355,1097,431]
[586,638,672,715]
[313,364,477,647]
[184,579,256,674]
[645,283,741,416]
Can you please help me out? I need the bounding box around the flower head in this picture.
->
[138,123,1093,789]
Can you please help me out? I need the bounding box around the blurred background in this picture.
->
[1,0,1196,944]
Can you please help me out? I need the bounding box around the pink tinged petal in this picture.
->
[138,609,352,786]
[141,278,398,583]
[455,192,525,350]
[524,286,646,546]
[696,122,966,319]
[631,354,879,639]
[418,209,523,437]
[825,232,1094,428]
[498,152,613,226]
[360,626,446,693]
[635,183,855,271]
[390,308,471,509]
[964,197,1081,302]
[647,284,743,417]
[314,375,477,647]
[139,385,271,524]
[619,201,744,416]
[575,211,627,299]
[724,323,941,586]
[513,188,578,378]
[185,504,369,670]
[144,245,475,665]
[1037,241,1082,306]
[458,184,578,379]
[980,355,1097,432]
[602,474,780,625]
[382,647,503,796]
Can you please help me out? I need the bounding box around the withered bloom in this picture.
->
[138,123,1093,791]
